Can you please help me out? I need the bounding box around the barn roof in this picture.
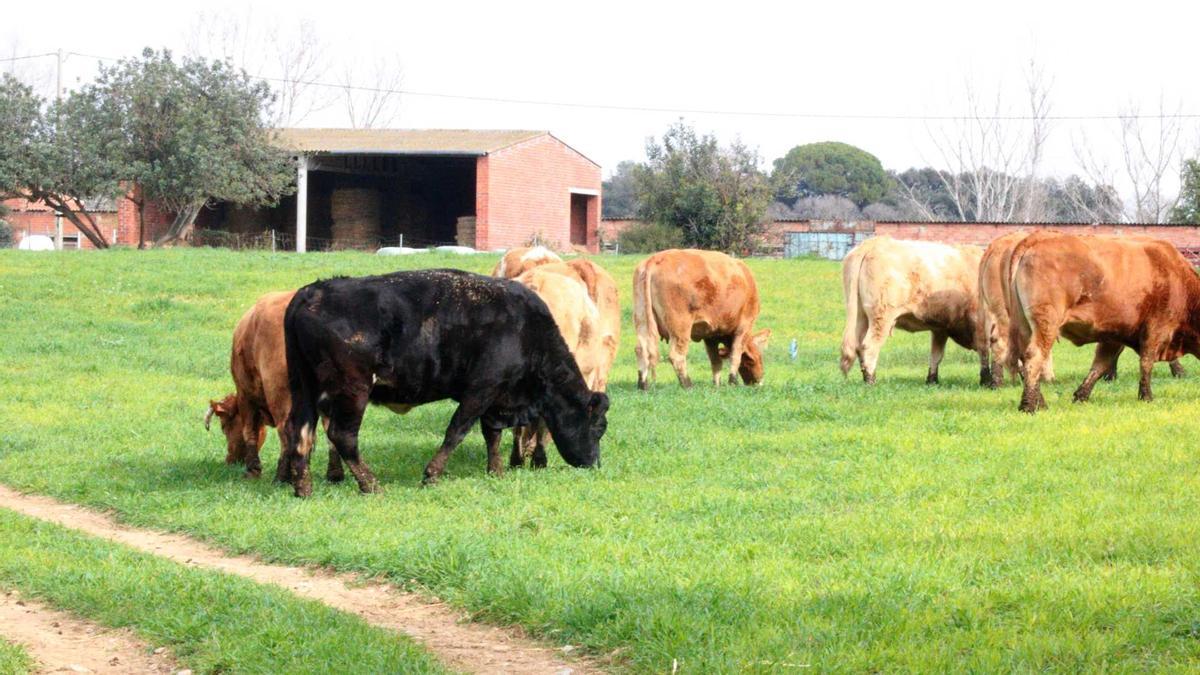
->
[272,128,548,156]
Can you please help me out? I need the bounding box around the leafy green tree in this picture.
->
[0,204,12,248]
[601,160,639,218]
[0,74,122,248]
[1170,159,1200,224]
[82,49,294,246]
[616,220,684,253]
[771,142,890,207]
[635,121,771,253]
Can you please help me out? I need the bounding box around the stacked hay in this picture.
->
[331,188,381,248]
[456,216,476,248]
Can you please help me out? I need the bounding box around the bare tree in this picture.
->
[338,55,404,129]
[1075,98,1184,223]
[908,60,1052,222]
[183,10,332,126]
[2,35,54,98]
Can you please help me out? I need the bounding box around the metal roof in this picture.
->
[272,128,548,156]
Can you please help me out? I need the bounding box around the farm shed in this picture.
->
[196,128,602,253]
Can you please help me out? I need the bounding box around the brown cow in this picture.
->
[633,249,770,389]
[491,245,562,279]
[841,236,987,385]
[510,266,608,467]
[1009,231,1200,413]
[206,291,344,482]
[982,231,1183,388]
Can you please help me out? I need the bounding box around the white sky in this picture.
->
[6,0,1200,188]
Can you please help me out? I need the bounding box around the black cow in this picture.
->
[280,269,610,497]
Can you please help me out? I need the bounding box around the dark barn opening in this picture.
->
[570,193,591,246]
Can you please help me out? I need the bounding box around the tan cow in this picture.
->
[206,291,343,482]
[525,259,621,390]
[510,266,605,466]
[492,245,562,279]
[633,249,770,389]
[1009,231,1200,413]
[840,236,987,385]
[979,231,1055,387]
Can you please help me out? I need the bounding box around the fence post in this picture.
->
[399,233,403,248]
[271,229,276,253]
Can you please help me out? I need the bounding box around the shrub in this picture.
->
[617,220,684,254]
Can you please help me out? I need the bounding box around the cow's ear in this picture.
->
[587,392,610,416]
[752,329,772,350]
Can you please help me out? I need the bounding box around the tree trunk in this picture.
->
[35,193,109,249]
[154,201,204,247]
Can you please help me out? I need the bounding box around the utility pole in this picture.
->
[53,49,64,250]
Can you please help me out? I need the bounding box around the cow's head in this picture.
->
[544,390,609,468]
[736,329,772,385]
[206,394,264,465]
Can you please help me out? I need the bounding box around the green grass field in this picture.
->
[2,248,1200,672]
[0,508,447,673]
[0,639,32,675]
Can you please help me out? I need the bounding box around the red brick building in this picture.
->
[5,128,602,252]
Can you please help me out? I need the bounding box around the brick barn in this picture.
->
[5,128,602,253]
[201,128,603,253]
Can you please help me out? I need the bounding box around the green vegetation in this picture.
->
[2,248,1200,672]
[615,220,684,254]
[771,141,890,207]
[0,640,32,675]
[0,507,446,674]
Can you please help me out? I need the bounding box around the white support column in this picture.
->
[295,154,309,252]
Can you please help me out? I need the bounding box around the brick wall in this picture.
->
[4,189,175,249]
[872,221,1200,248]
[477,134,601,253]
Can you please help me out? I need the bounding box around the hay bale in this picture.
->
[331,188,381,248]
[456,216,476,247]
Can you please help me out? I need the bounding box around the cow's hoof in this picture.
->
[358,480,379,494]
[1171,363,1187,378]
[680,378,693,389]
[728,373,739,386]
[293,480,313,498]
[637,379,648,391]
[925,373,939,385]
[243,468,262,480]
[326,471,346,483]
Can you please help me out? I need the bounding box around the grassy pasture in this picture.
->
[2,248,1200,672]
[0,640,32,675]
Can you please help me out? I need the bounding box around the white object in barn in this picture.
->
[18,235,55,251]
[377,247,428,255]
[434,245,477,255]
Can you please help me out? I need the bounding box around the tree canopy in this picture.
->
[601,160,639,218]
[771,142,890,207]
[634,121,772,253]
[1170,159,1200,224]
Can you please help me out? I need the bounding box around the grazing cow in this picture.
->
[281,269,609,497]
[510,266,608,467]
[840,236,987,385]
[492,245,562,279]
[206,290,346,483]
[1009,231,1200,413]
[633,249,770,389]
[978,232,1056,387]
[509,258,621,390]
[981,232,1184,388]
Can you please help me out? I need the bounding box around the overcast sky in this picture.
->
[6,0,1199,188]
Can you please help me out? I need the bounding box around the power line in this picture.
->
[8,49,1200,123]
[0,52,58,63]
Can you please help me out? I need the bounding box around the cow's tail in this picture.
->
[840,246,867,376]
[1006,250,1033,378]
[282,289,320,485]
[632,259,659,389]
[977,250,996,375]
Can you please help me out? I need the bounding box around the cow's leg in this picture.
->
[1041,349,1056,383]
[927,331,948,385]
[726,330,747,386]
[1017,315,1057,413]
[423,397,489,485]
[703,338,725,386]
[635,333,658,391]
[509,428,527,468]
[1073,341,1123,403]
[532,421,550,469]
[666,337,692,389]
[1170,359,1187,378]
[858,309,896,385]
[482,423,504,476]
[239,403,265,479]
[322,417,345,483]
[1138,348,1156,402]
[325,392,377,494]
[1102,345,1122,381]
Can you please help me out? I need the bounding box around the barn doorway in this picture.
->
[570,193,592,246]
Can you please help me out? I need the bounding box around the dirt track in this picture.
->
[0,590,179,674]
[0,485,599,675]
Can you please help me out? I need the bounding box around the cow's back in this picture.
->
[643,249,759,339]
[857,237,981,327]
[492,246,562,279]
[232,291,295,414]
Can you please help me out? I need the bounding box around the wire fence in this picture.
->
[191,229,457,252]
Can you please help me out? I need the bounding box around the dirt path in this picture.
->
[0,589,179,674]
[0,485,600,675]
